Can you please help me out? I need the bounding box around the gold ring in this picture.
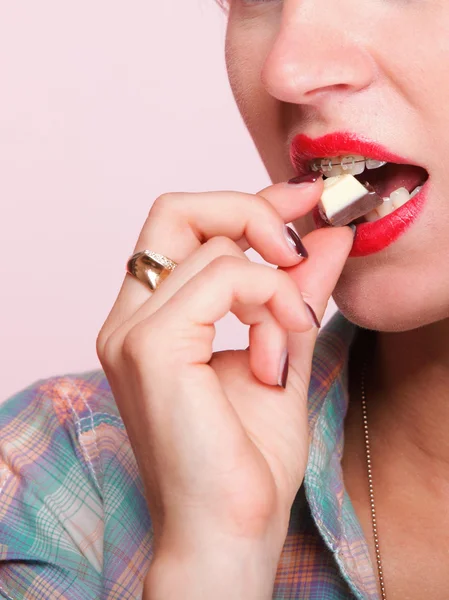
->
[126,250,178,291]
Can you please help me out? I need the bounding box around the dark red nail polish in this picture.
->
[348,224,357,237]
[305,303,321,328]
[279,351,289,389]
[288,173,321,185]
[284,225,309,258]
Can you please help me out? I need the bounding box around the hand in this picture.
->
[96,179,354,598]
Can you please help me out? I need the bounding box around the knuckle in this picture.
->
[121,320,165,367]
[251,192,279,219]
[208,253,243,276]
[121,327,148,363]
[97,329,121,369]
[95,328,107,361]
[150,192,182,218]
[121,323,174,379]
[241,190,262,208]
[204,235,243,258]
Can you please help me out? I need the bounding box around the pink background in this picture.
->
[0,1,336,401]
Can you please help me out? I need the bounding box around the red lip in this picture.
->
[291,132,429,257]
[290,132,408,176]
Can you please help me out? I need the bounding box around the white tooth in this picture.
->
[320,159,333,173]
[327,164,346,177]
[410,185,423,199]
[339,155,366,176]
[341,156,354,170]
[390,187,410,209]
[364,209,379,223]
[342,154,365,165]
[366,159,387,170]
[345,160,366,176]
[377,198,395,218]
[316,154,369,176]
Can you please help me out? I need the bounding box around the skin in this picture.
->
[98,181,354,600]
[96,1,449,598]
[96,14,373,600]
[225,0,449,597]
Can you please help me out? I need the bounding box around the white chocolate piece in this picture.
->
[318,174,383,227]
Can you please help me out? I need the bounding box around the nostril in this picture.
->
[303,83,353,99]
[260,33,375,107]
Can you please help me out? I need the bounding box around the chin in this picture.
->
[332,274,449,333]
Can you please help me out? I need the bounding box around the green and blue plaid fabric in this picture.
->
[0,311,379,599]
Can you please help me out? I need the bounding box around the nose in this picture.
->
[260,5,376,108]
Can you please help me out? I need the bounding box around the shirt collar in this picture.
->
[304,311,379,600]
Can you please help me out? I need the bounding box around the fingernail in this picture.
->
[284,225,309,258]
[305,303,321,328]
[287,173,321,186]
[278,348,289,389]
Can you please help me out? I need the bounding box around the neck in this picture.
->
[357,318,449,486]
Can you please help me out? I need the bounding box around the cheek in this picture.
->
[225,23,271,131]
[372,7,449,129]
[225,43,255,127]
[225,21,291,182]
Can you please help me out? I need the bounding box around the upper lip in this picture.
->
[289,131,421,176]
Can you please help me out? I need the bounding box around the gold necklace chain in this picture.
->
[360,358,387,600]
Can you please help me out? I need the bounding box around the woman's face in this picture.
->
[225,0,449,332]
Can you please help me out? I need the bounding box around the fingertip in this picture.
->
[347,224,357,237]
[283,225,309,259]
[286,173,323,187]
[259,174,323,200]
[278,176,324,197]
[304,302,321,328]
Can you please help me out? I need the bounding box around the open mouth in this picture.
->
[310,155,429,224]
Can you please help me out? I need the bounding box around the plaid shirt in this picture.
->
[0,311,379,600]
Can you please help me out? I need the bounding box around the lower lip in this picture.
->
[313,183,428,257]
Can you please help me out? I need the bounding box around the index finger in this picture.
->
[99,176,324,339]
[255,174,324,238]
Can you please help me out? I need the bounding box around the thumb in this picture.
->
[278,225,355,376]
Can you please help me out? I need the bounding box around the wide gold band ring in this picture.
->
[126,250,178,291]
